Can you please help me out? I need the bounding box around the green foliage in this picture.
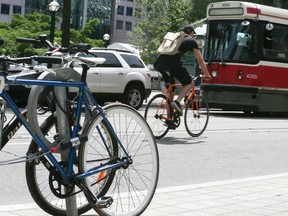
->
[11,13,51,33]
[0,13,104,57]
[130,0,193,64]
[70,18,105,47]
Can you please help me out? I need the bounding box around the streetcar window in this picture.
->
[262,23,288,62]
[205,20,258,63]
[205,20,288,64]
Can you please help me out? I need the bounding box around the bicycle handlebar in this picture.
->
[16,35,92,54]
[16,35,55,50]
[34,56,62,64]
[0,55,63,66]
[192,74,203,81]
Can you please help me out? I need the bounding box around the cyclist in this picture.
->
[154,25,211,116]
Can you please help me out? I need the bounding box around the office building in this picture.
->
[0,0,25,23]
[0,0,144,44]
[110,0,143,43]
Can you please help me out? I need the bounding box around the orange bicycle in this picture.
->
[144,75,209,139]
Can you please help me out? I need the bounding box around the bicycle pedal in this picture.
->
[168,125,176,130]
[95,196,113,208]
[164,123,176,130]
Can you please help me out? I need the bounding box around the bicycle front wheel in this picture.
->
[144,94,170,139]
[184,95,209,137]
[79,103,159,216]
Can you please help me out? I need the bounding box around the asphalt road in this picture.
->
[0,109,288,205]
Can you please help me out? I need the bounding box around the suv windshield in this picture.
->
[205,20,258,63]
[120,54,145,68]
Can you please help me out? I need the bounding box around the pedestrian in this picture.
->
[154,25,211,116]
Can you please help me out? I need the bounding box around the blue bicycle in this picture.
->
[0,39,159,216]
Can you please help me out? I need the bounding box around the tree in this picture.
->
[130,0,193,64]
[8,13,53,57]
[0,13,104,57]
[129,0,288,64]
[70,18,105,47]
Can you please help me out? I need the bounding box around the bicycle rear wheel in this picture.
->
[25,114,91,215]
[79,103,159,216]
[144,94,170,139]
[184,95,209,137]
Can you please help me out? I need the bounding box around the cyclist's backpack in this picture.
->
[157,31,186,55]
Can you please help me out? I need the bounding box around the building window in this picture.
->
[126,7,133,16]
[116,20,123,30]
[117,6,124,15]
[127,0,134,2]
[1,4,10,15]
[13,5,22,14]
[125,21,132,31]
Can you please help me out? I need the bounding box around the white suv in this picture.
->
[74,48,152,109]
[7,48,152,110]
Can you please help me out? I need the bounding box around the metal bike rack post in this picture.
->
[54,86,78,216]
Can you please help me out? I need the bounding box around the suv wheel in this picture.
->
[123,85,144,110]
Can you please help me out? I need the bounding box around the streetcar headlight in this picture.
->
[238,70,243,80]
[211,70,218,77]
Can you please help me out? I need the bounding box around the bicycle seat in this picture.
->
[77,57,106,65]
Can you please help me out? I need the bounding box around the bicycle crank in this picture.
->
[49,162,75,198]
[173,113,181,128]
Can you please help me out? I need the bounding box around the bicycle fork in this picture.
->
[186,95,201,118]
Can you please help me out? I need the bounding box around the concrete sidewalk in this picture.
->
[1,173,288,216]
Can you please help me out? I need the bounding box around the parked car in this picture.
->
[7,48,152,110]
[74,48,152,109]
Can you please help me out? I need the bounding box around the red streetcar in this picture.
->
[202,1,288,113]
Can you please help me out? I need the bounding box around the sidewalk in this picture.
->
[1,173,288,216]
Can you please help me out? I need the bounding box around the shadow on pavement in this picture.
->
[155,136,206,145]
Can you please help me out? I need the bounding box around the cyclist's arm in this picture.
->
[193,48,211,80]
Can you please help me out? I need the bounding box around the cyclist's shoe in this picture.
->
[164,120,176,129]
[171,100,183,116]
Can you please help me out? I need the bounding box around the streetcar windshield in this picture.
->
[205,20,258,63]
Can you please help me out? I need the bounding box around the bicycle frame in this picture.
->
[0,106,27,150]
[162,79,199,120]
[144,74,209,140]
[0,74,131,184]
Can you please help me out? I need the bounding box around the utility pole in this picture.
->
[110,0,116,44]
[82,0,88,29]
[62,0,71,47]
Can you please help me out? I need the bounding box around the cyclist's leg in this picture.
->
[79,103,159,216]
[25,114,91,216]
[144,94,171,139]
[184,95,209,137]
[171,66,192,103]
